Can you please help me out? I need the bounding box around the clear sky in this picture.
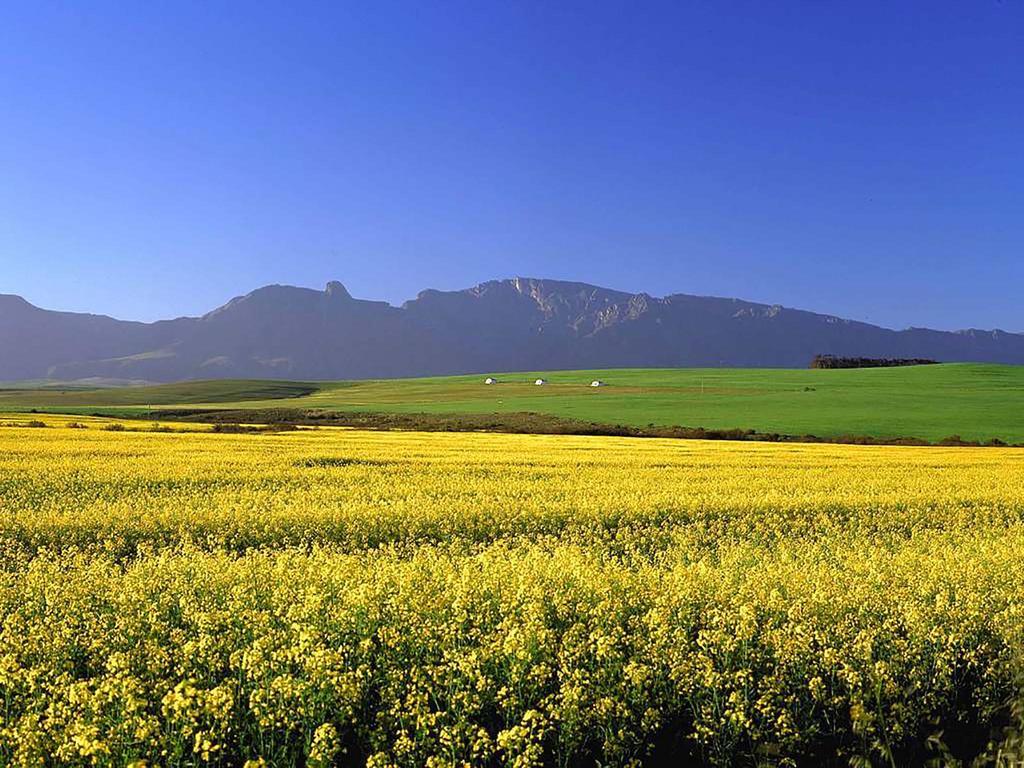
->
[1,1,1022,331]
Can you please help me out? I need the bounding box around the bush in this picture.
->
[939,434,980,447]
[212,423,299,434]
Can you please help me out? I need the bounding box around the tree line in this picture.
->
[810,355,938,369]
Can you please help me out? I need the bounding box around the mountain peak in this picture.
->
[0,294,32,310]
[325,280,351,299]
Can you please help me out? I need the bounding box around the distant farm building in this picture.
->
[484,377,497,385]
[535,378,547,385]
[590,380,605,387]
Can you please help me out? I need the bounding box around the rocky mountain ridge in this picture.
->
[2,278,1022,381]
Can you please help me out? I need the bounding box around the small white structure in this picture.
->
[535,378,547,386]
[590,380,605,387]
[484,377,497,385]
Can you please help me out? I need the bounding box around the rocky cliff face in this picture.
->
[3,277,1023,381]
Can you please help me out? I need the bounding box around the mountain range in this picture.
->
[2,277,1023,382]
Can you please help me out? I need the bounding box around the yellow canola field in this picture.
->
[1,418,1024,766]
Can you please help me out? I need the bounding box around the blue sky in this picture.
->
[1,1,1022,330]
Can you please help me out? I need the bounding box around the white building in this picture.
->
[484,377,497,385]
[590,380,605,387]
[535,378,547,386]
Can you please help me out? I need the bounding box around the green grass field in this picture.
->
[4,363,1023,442]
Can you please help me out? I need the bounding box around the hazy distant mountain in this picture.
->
[2,277,1023,382]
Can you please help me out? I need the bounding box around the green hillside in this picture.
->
[4,364,1024,443]
[0,379,316,407]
